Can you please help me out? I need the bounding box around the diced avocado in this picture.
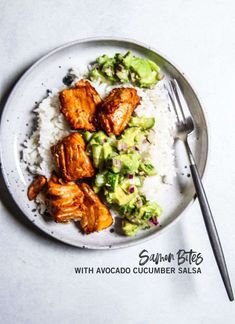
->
[97,54,110,65]
[93,186,100,194]
[83,131,93,142]
[90,131,108,145]
[105,134,117,148]
[115,64,129,83]
[125,56,159,87]
[105,172,119,192]
[129,117,155,130]
[112,153,140,174]
[120,176,142,194]
[120,199,162,229]
[86,131,111,166]
[122,220,140,236]
[88,139,97,147]
[102,60,115,74]
[102,60,117,83]
[103,143,114,160]
[89,67,106,82]
[92,145,103,169]
[121,126,141,139]
[134,131,146,146]
[148,59,161,72]
[120,176,143,191]
[122,51,133,68]
[138,201,162,220]
[119,198,137,216]
[91,55,117,83]
[117,127,141,150]
[139,71,159,88]
[129,57,151,76]
[114,53,124,61]
[105,186,137,206]
[122,53,161,87]
[119,195,161,228]
[139,160,157,176]
[121,183,137,195]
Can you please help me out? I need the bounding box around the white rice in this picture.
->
[134,83,176,200]
[22,91,70,178]
[22,68,176,203]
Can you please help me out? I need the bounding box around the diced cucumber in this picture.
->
[83,131,93,142]
[139,161,156,176]
[92,145,103,169]
[129,117,155,130]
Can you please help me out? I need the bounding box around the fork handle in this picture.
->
[187,146,234,301]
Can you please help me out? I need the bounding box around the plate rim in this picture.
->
[0,36,210,249]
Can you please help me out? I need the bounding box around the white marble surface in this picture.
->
[0,0,235,323]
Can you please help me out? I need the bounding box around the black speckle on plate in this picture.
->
[63,75,75,87]
[187,173,191,178]
[110,228,114,233]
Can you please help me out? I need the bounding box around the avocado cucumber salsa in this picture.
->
[83,116,162,236]
[89,51,162,88]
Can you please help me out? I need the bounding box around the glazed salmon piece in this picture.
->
[60,79,102,131]
[27,175,47,201]
[46,175,112,232]
[97,87,140,135]
[51,133,94,182]
[46,173,84,223]
[79,183,113,234]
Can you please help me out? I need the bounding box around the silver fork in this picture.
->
[166,79,234,301]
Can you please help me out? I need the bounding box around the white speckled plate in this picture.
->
[0,38,208,249]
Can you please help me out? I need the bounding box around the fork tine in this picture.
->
[165,80,185,124]
[171,79,187,122]
[164,83,181,123]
